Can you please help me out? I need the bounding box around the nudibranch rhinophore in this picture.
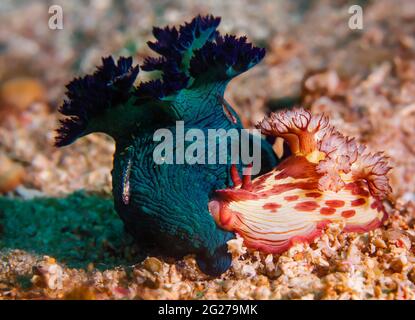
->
[209,108,392,253]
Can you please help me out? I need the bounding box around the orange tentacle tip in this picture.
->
[209,107,392,254]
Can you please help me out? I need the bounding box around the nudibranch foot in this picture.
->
[196,243,232,277]
[209,108,392,254]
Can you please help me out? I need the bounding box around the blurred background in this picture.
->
[1,0,415,300]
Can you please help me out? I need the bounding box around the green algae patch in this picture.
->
[0,191,140,269]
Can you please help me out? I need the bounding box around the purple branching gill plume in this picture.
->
[136,14,265,99]
[55,56,139,147]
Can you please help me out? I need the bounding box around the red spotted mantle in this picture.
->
[209,108,392,254]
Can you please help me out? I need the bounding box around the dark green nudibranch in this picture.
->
[55,15,278,276]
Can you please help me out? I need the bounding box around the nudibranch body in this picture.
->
[54,15,279,276]
[209,108,392,254]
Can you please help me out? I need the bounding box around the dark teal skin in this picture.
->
[111,83,277,275]
[56,15,278,276]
